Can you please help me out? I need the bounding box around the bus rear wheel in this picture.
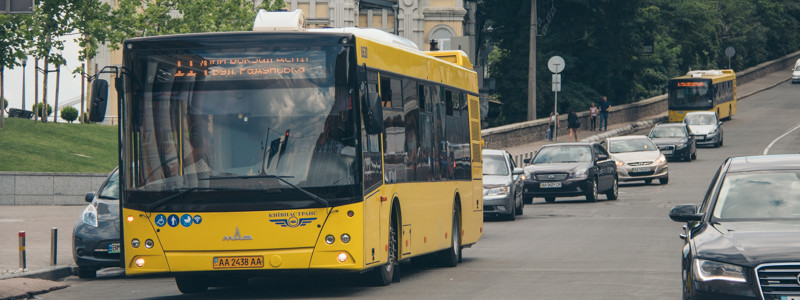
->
[175,274,209,294]
[437,207,461,267]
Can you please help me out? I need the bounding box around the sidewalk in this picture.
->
[503,69,790,163]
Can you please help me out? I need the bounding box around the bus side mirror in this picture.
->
[363,92,384,135]
[89,79,109,123]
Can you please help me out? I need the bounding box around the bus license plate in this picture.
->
[632,167,652,173]
[540,182,561,188]
[781,296,800,300]
[213,256,264,269]
[108,243,120,254]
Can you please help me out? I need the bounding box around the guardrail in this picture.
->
[481,50,800,150]
[0,172,108,205]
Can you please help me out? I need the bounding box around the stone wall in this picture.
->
[481,50,800,149]
[0,172,109,206]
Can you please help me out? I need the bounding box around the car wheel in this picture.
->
[369,211,399,285]
[644,179,653,184]
[437,206,461,267]
[606,177,618,200]
[515,195,524,216]
[507,202,516,221]
[659,175,669,185]
[176,274,209,294]
[719,135,723,147]
[544,196,555,203]
[586,179,598,202]
[77,266,97,279]
[523,195,533,204]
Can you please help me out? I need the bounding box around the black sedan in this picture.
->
[649,122,697,161]
[522,143,618,203]
[73,167,120,278]
[670,154,800,300]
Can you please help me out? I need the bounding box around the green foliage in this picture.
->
[61,106,79,123]
[2,98,7,110]
[0,118,117,172]
[33,103,53,118]
[481,0,800,126]
[0,13,30,70]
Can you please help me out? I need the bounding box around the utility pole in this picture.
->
[527,0,537,121]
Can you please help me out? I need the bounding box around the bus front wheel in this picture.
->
[368,212,398,286]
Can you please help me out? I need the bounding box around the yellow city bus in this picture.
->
[90,13,482,293]
[667,70,737,122]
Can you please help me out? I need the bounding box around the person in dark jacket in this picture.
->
[567,110,579,142]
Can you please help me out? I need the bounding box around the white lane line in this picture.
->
[763,122,800,155]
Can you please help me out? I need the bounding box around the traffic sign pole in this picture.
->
[548,56,565,142]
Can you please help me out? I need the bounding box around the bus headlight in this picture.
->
[340,234,351,244]
[131,239,140,248]
[135,257,145,267]
[144,239,154,249]
[337,252,348,263]
[325,235,335,244]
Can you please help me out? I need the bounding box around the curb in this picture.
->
[0,266,73,281]
[582,115,668,143]
[739,78,790,100]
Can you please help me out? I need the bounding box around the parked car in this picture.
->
[683,111,724,147]
[648,123,697,161]
[601,135,669,185]
[522,143,618,203]
[670,154,800,300]
[73,167,120,278]
[482,149,524,220]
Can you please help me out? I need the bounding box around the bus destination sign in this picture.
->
[676,81,706,87]
[169,53,326,81]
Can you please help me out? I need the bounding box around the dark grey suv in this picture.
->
[72,167,120,278]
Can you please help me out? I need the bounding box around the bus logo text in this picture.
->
[269,212,317,228]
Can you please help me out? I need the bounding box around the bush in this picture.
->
[2,98,7,110]
[61,107,79,123]
[32,103,53,118]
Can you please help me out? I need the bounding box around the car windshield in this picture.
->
[533,146,592,163]
[712,170,800,220]
[650,126,686,138]
[795,65,800,71]
[483,154,509,176]
[684,114,716,125]
[98,169,120,200]
[608,138,657,153]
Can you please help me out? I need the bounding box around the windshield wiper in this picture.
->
[145,187,240,211]
[201,175,329,207]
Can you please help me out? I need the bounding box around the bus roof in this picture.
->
[672,69,736,83]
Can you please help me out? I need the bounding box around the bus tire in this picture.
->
[368,211,398,286]
[437,206,461,267]
[175,274,209,294]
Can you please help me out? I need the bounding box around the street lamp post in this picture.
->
[21,58,27,111]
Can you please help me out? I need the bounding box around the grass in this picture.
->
[0,118,118,173]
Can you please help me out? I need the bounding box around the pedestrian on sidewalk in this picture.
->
[599,96,611,131]
[547,112,557,141]
[589,102,598,131]
[567,110,579,142]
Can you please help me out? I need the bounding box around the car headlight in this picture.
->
[694,258,746,283]
[484,186,510,196]
[615,160,624,167]
[520,173,528,181]
[676,143,687,149]
[80,204,98,228]
[573,168,588,179]
[655,154,666,164]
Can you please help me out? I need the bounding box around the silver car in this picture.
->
[683,111,723,147]
[482,149,524,220]
[601,135,669,184]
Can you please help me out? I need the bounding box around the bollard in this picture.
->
[19,231,26,271]
[51,227,58,266]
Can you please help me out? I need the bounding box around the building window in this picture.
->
[431,27,453,50]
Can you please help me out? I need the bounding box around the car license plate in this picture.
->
[213,256,264,269]
[781,296,800,300]
[540,182,561,188]
[632,167,652,173]
[661,150,673,155]
[108,243,120,254]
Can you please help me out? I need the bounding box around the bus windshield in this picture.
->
[124,45,357,202]
[669,80,713,109]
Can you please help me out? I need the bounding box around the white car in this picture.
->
[793,63,800,84]
[601,135,669,185]
[683,111,723,147]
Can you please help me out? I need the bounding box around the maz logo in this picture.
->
[222,227,253,241]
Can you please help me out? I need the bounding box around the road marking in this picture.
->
[763,122,800,154]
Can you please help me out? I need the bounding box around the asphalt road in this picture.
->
[42,82,800,299]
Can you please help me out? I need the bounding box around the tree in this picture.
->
[61,106,79,123]
[0,13,31,128]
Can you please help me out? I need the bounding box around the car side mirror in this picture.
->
[718,121,723,126]
[669,204,703,222]
[512,168,524,175]
[523,158,531,164]
[85,192,95,203]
